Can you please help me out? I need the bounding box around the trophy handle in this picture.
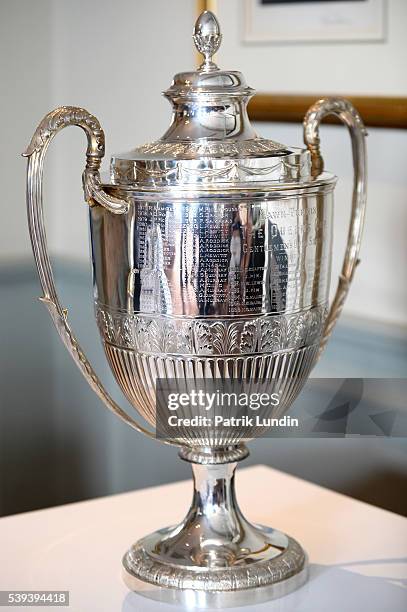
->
[303,98,367,357]
[23,106,168,443]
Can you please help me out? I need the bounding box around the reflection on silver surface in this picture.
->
[91,190,334,318]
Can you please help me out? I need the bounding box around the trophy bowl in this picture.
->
[24,11,367,608]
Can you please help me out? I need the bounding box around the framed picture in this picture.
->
[244,0,386,44]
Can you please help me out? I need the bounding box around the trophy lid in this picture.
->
[110,11,311,190]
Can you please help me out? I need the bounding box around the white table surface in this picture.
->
[0,465,406,612]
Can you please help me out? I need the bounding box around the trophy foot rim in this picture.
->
[122,524,308,608]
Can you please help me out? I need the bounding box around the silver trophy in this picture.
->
[24,11,367,609]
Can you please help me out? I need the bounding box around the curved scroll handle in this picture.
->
[23,106,128,214]
[23,106,173,444]
[303,98,367,357]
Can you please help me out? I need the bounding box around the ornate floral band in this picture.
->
[95,303,328,356]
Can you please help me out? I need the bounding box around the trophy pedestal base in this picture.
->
[123,524,308,608]
[122,456,308,608]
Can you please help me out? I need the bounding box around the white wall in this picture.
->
[1,0,406,325]
[0,0,194,262]
[0,0,54,261]
[48,0,194,260]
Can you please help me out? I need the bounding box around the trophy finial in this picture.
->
[193,10,222,72]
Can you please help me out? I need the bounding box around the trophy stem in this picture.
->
[123,452,308,608]
[180,459,268,567]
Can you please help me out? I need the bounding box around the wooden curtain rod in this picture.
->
[249,94,407,129]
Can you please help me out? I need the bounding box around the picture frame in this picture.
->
[243,0,387,45]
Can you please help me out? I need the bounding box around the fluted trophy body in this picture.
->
[91,185,334,450]
[24,10,366,608]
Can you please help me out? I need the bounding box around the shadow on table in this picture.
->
[121,558,407,611]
